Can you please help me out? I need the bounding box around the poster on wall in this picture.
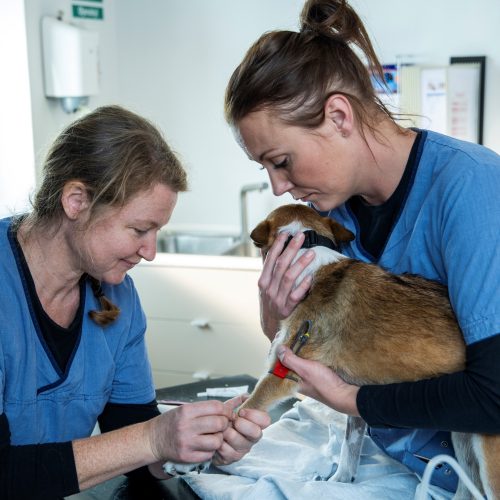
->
[371,64,400,108]
[448,56,486,144]
[420,67,448,135]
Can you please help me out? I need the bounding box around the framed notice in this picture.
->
[448,56,486,144]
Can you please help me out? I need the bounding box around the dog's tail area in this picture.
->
[239,372,299,413]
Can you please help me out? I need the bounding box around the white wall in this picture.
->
[10,0,500,232]
[350,0,500,151]
[0,1,35,217]
[24,0,120,184]
[113,0,500,234]
[114,0,305,234]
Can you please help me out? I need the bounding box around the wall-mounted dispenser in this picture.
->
[41,16,99,113]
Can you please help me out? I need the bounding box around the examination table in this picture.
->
[65,375,294,500]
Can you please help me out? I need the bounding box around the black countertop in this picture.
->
[156,374,258,404]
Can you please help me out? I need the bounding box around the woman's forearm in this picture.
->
[72,420,156,491]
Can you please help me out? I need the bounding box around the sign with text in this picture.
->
[72,5,103,20]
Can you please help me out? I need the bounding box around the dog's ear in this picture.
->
[328,219,355,243]
[250,220,272,248]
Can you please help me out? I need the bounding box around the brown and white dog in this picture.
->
[239,203,499,499]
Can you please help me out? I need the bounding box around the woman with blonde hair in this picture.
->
[0,105,269,498]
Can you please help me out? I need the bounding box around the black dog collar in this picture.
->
[283,230,338,253]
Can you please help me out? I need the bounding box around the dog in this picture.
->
[238,203,499,499]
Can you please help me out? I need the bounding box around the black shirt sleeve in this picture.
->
[98,399,160,433]
[98,400,161,485]
[0,413,79,499]
[357,333,500,432]
[0,401,161,499]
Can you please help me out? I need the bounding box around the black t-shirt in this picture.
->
[16,236,85,373]
[348,130,422,261]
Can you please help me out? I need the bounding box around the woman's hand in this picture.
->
[276,346,361,417]
[212,395,271,466]
[259,231,315,341]
[146,400,233,464]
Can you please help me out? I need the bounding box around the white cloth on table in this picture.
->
[182,397,453,499]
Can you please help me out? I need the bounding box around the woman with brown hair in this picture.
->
[224,0,500,496]
[0,105,269,498]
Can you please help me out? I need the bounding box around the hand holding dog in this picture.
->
[212,395,271,465]
[276,345,361,417]
[259,231,315,341]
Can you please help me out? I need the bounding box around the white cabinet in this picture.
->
[129,254,270,388]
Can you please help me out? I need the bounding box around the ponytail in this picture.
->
[225,0,401,137]
[299,0,386,89]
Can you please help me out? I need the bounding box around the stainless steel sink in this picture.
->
[222,241,261,258]
[157,233,239,255]
[157,183,268,257]
[157,232,262,257]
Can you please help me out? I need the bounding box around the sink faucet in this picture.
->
[240,182,269,243]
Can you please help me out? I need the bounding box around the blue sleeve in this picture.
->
[106,277,156,404]
[437,160,500,344]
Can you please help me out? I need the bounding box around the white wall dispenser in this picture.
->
[41,16,99,113]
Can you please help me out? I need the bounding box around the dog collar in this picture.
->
[270,320,312,381]
[283,230,338,252]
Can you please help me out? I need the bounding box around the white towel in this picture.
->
[182,398,454,500]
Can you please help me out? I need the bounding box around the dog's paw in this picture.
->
[162,460,211,476]
[330,467,355,483]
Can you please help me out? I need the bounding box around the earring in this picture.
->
[341,132,347,138]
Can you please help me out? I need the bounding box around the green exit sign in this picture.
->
[72,5,104,20]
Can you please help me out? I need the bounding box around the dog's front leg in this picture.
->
[331,415,366,483]
[239,373,298,412]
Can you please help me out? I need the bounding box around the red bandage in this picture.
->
[272,359,289,378]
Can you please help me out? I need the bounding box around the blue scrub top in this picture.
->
[0,217,156,445]
[332,130,500,345]
[330,130,500,490]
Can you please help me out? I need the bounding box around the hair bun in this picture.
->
[300,0,353,43]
